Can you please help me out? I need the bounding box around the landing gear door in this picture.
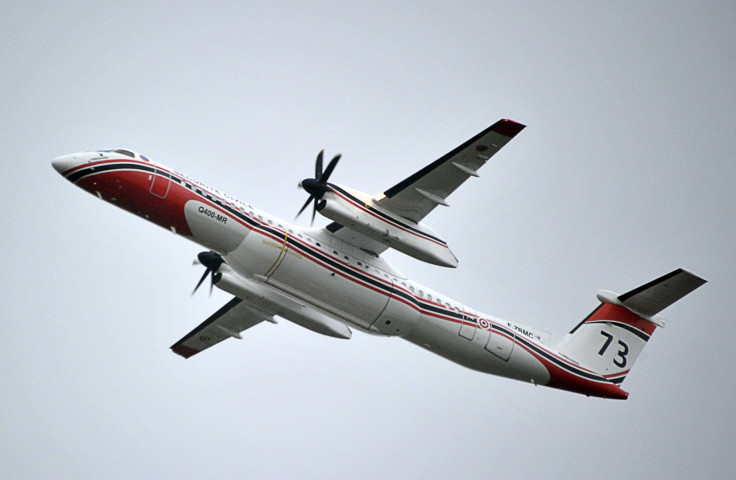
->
[485,324,514,361]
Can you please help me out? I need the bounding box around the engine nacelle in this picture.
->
[317,190,458,267]
[215,264,352,339]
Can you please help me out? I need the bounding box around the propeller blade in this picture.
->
[192,268,210,296]
[315,150,323,179]
[296,195,313,219]
[295,150,341,222]
[320,154,341,182]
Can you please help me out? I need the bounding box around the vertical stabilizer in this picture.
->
[557,269,706,385]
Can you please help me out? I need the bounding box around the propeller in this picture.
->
[296,149,341,224]
[192,251,224,296]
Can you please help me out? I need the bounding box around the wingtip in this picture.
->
[171,345,198,359]
[678,267,708,286]
[492,118,526,138]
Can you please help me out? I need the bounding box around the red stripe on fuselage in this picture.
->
[492,328,628,399]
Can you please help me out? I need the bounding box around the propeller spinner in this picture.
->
[192,251,224,296]
[296,150,341,224]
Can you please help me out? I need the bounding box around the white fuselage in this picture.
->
[179,170,555,386]
[52,150,629,399]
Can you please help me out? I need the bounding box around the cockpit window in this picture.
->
[113,149,135,158]
[100,149,136,158]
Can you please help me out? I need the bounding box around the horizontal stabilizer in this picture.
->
[617,268,707,317]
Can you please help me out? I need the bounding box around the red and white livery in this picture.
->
[52,119,706,399]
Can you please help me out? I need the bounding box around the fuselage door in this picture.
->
[459,308,476,340]
[485,325,514,361]
[150,167,171,198]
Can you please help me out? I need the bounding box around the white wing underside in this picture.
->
[171,298,273,358]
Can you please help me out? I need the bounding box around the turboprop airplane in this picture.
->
[52,119,706,399]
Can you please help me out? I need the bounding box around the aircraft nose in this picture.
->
[52,154,80,174]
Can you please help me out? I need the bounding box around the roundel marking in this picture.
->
[478,318,490,330]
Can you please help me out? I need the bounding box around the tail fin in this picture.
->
[558,269,706,384]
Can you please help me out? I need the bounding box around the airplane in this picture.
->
[52,119,706,400]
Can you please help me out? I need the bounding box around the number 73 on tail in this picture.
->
[52,119,706,399]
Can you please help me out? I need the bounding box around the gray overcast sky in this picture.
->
[2,2,734,478]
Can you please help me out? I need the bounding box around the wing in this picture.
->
[171,298,274,358]
[376,119,525,223]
